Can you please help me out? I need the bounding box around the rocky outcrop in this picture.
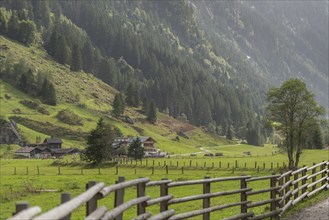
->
[0,119,21,144]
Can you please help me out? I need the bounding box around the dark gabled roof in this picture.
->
[132,136,156,143]
[51,148,80,154]
[44,138,62,144]
[15,147,37,153]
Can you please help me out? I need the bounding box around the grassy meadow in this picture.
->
[1,147,328,219]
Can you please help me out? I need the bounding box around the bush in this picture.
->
[19,100,50,115]
[56,109,83,126]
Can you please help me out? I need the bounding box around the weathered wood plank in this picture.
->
[246,174,281,182]
[307,176,327,188]
[148,209,175,220]
[168,176,251,187]
[101,196,150,220]
[222,212,254,220]
[291,183,308,195]
[306,161,327,171]
[144,195,173,207]
[167,201,249,220]
[278,180,293,193]
[35,182,105,220]
[249,209,282,220]
[291,166,308,175]
[146,180,172,186]
[8,206,41,220]
[247,198,281,209]
[277,171,292,181]
[292,191,308,205]
[307,184,328,198]
[132,212,152,220]
[306,169,327,180]
[168,188,251,205]
[246,187,280,196]
[291,175,308,185]
[85,206,107,220]
[98,178,149,198]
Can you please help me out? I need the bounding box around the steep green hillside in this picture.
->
[0,36,230,153]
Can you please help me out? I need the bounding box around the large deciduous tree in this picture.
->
[266,79,324,169]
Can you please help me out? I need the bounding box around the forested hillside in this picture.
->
[0,0,327,144]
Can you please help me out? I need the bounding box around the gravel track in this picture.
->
[284,197,329,220]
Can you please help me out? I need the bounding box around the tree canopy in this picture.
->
[266,79,324,169]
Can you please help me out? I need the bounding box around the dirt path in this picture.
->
[285,197,329,220]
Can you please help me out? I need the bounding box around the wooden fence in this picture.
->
[9,161,328,220]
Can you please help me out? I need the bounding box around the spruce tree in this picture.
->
[55,34,69,65]
[112,93,125,117]
[128,138,144,160]
[147,101,157,124]
[70,44,83,72]
[85,118,114,163]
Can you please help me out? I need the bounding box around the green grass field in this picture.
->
[1,147,328,219]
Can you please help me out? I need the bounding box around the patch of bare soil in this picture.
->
[159,116,195,133]
[284,197,329,220]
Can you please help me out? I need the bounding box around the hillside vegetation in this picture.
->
[0,35,231,153]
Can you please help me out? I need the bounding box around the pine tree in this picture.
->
[82,41,94,73]
[126,82,135,106]
[7,13,20,41]
[147,101,157,124]
[40,78,56,106]
[112,93,125,117]
[70,44,83,72]
[19,20,36,45]
[127,138,144,160]
[55,34,69,65]
[84,118,115,163]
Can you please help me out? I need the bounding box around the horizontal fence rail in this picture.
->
[9,161,328,220]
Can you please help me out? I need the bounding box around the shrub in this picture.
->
[19,100,50,115]
[56,109,83,126]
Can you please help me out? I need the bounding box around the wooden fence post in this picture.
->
[278,171,284,208]
[190,160,192,167]
[160,178,169,213]
[58,166,60,175]
[137,180,146,215]
[13,201,29,215]
[321,161,326,186]
[37,165,39,175]
[26,166,29,175]
[293,171,298,199]
[255,162,257,169]
[203,176,211,220]
[219,161,221,168]
[312,162,316,191]
[116,166,118,175]
[14,167,16,175]
[166,165,168,175]
[60,193,71,220]
[235,160,238,168]
[301,165,307,194]
[285,172,291,204]
[240,177,248,220]
[86,181,97,216]
[270,173,278,220]
[181,166,184,174]
[263,163,265,170]
[114,177,125,220]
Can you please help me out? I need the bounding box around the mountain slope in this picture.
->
[0,35,230,153]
